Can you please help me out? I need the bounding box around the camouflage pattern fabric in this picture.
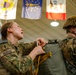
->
[0,39,36,75]
[60,36,76,75]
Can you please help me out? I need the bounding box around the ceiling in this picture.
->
[1,0,76,42]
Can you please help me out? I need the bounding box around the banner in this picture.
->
[46,0,66,20]
[22,0,42,19]
[0,0,18,20]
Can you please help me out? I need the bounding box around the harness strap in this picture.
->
[34,52,52,75]
[66,61,76,75]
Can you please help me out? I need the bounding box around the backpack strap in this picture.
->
[66,61,76,75]
[0,39,8,44]
[48,39,58,44]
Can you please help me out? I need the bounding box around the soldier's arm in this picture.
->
[22,41,37,50]
[0,46,33,74]
[21,38,46,52]
[20,41,37,55]
[0,42,45,74]
[21,38,47,55]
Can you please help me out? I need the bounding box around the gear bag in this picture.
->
[34,39,68,75]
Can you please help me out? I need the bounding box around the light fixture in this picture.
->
[50,21,59,27]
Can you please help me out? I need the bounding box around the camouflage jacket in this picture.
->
[0,39,36,75]
[60,35,76,68]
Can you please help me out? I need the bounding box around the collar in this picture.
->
[3,39,19,46]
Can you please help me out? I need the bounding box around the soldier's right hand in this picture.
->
[29,46,45,60]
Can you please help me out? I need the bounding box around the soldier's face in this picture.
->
[73,27,76,34]
[8,22,24,40]
[70,27,76,35]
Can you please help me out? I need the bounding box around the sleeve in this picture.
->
[20,41,37,55]
[0,44,33,74]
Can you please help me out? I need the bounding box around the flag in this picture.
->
[0,0,18,20]
[46,0,66,20]
[22,0,42,19]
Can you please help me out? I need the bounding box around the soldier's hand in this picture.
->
[29,46,45,60]
[34,46,45,55]
[36,38,48,47]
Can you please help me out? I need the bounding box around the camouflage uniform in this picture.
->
[61,16,76,75]
[0,39,36,75]
[61,35,76,75]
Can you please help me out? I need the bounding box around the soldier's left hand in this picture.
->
[36,38,48,46]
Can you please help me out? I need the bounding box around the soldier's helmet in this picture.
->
[63,16,76,29]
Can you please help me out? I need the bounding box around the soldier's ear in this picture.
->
[7,28,13,33]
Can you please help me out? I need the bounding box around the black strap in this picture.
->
[66,61,76,75]
[48,39,58,44]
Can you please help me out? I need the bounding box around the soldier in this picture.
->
[0,21,46,75]
[61,16,76,75]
